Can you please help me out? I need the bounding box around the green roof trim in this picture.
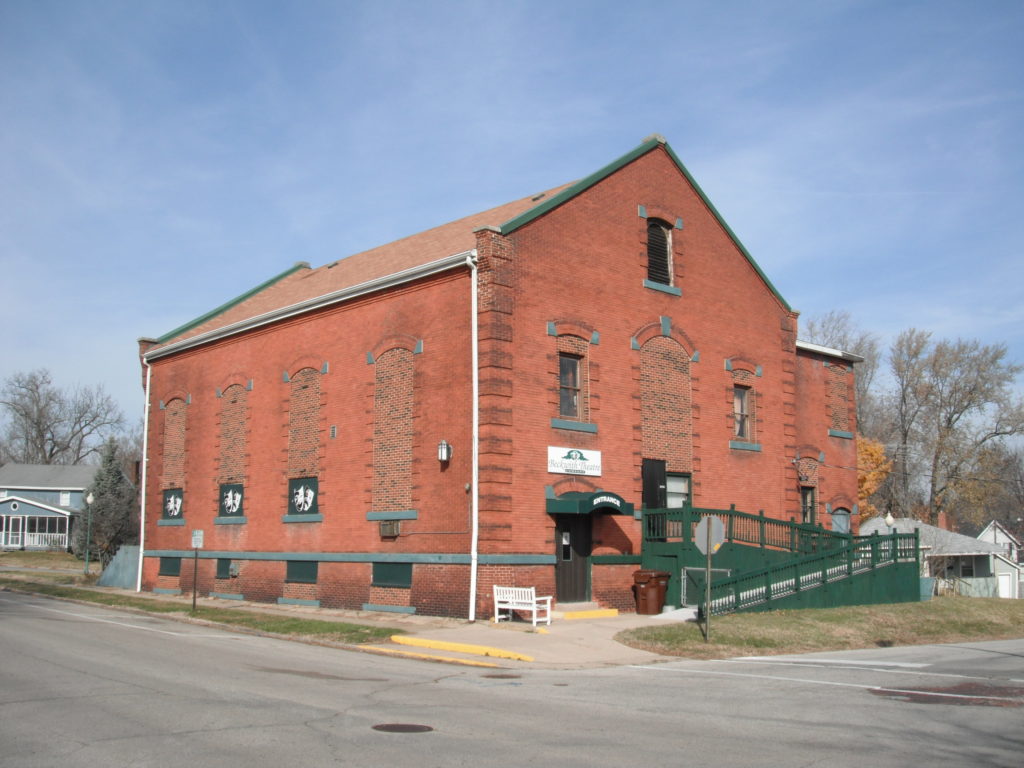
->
[155,262,310,344]
[499,137,791,312]
[501,137,662,235]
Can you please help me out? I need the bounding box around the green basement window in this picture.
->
[216,558,232,579]
[285,560,318,584]
[372,562,413,589]
[158,557,181,577]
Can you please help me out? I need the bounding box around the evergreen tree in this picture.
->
[73,439,137,568]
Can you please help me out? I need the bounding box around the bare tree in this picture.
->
[801,310,882,436]
[886,329,934,517]
[920,339,1024,526]
[0,369,125,465]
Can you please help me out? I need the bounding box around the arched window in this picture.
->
[646,218,672,286]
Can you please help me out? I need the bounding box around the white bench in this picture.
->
[493,585,552,627]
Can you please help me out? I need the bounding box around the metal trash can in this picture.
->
[633,569,671,614]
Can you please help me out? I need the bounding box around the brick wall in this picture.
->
[373,348,414,512]
[142,144,858,617]
[640,335,692,473]
[288,368,321,478]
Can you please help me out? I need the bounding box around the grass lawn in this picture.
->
[617,597,1024,659]
[0,550,401,646]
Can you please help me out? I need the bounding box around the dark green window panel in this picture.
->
[286,560,318,584]
[162,488,184,520]
[372,562,412,588]
[219,483,244,517]
[216,558,232,579]
[287,477,319,516]
[158,557,181,577]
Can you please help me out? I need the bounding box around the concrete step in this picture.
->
[554,602,619,620]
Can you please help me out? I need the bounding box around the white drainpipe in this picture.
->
[466,251,480,621]
[136,358,152,592]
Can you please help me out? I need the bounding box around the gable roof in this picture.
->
[977,520,1022,547]
[0,495,76,518]
[144,135,791,360]
[0,463,97,490]
[860,517,1009,557]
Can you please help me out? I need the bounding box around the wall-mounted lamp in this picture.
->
[437,439,453,464]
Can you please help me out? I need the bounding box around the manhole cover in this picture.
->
[372,724,434,733]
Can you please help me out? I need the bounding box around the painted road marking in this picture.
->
[629,664,1024,703]
[735,656,929,668]
[7,598,245,639]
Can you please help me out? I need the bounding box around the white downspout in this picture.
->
[466,251,480,621]
[136,358,152,592]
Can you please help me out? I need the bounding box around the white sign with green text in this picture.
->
[547,446,602,477]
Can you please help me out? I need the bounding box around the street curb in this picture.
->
[390,634,534,662]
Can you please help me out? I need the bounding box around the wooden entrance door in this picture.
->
[555,515,591,602]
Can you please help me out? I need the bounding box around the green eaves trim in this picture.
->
[155,262,310,344]
[499,137,791,312]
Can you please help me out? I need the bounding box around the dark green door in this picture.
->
[555,515,591,602]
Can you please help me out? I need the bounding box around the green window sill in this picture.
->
[643,279,682,297]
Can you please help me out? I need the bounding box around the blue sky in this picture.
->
[2,0,1022,420]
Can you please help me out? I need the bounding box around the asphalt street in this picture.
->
[2,591,1021,767]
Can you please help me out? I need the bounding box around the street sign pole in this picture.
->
[191,529,204,613]
[705,520,712,643]
[694,515,724,643]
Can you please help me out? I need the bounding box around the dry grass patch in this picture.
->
[617,597,1024,660]
[1,578,401,646]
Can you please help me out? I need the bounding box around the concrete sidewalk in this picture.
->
[358,609,693,669]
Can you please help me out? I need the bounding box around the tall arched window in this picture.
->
[646,218,672,286]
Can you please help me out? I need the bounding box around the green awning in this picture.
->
[546,491,634,516]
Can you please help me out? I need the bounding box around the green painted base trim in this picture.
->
[281,514,324,523]
[363,603,416,614]
[278,597,320,607]
[143,551,558,565]
[643,279,682,296]
[551,418,598,433]
[828,429,855,439]
[214,516,247,525]
[367,510,418,521]
[158,519,185,527]
[591,554,643,565]
[153,588,182,595]
[210,592,244,600]
[729,441,762,452]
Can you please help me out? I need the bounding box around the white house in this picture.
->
[861,517,1023,599]
[0,464,97,551]
[976,520,1021,564]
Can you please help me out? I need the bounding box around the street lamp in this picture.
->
[83,492,94,576]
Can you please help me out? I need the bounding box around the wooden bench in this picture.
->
[493,585,552,627]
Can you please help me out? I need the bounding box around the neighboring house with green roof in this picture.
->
[0,463,96,550]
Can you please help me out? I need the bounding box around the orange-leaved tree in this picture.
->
[857,434,892,521]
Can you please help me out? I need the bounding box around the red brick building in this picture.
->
[138,135,860,617]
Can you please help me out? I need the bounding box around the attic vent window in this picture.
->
[531,192,546,201]
[646,219,672,286]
